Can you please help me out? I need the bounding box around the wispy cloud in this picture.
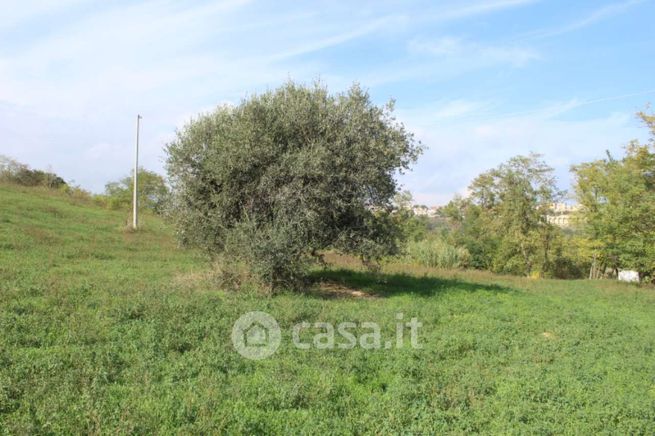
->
[0,0,92,30]
[527,0,645,39]
[269,15,400,61]
[398,104,647,205]
[434,101,483,119]
[492,89,655,120]
[432,99,492,119]
[0,0,650,199]
[421,0,540,23]
[0,0,417,191]
[409,37,539,67]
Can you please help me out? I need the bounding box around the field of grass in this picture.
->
[1,184,654,433]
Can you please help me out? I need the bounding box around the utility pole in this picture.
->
[133,114,142,229]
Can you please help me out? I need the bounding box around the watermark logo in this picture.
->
[231,311,282,360]
[232,311,422,360]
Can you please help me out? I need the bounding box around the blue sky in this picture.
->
[1,0,653,204]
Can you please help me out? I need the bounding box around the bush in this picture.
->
[405,238,471,269]
[166,81,421,290]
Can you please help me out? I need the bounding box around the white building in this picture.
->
[546,203,581,228]
[411,205,440,218]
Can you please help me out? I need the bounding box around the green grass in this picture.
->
[1,184,654,434]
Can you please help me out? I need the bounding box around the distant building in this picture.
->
[546,203,580,228]
[411,205,441,218]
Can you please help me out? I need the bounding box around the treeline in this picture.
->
[401,112,655,283]
[0,156,67,189]
[2,93,652,286]
[0,155,169,216]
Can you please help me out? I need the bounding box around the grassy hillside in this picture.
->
[1,184,654,433]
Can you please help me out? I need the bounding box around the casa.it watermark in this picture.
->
[231,311,422,360]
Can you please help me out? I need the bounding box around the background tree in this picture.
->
[445,154,563,276]
[572,112,655,281]
[392,190,430,243]
[442,195,498,270]
[104,169,169,214]
[166,81,421,290]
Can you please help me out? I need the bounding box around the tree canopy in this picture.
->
[572,112,655,280]
[165,81,421,289]
[104,169,169,214]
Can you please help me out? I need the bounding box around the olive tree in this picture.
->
[165,81,421,289]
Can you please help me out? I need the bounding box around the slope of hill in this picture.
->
[1,184,654,433]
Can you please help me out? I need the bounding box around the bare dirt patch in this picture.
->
[311,281,379,299]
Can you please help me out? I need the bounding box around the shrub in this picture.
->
[405,238,471,269]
